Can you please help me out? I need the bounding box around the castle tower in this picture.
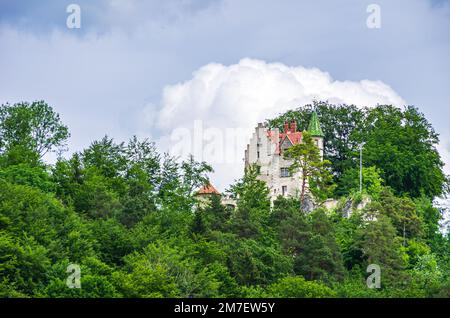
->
[307,111,324,159]
[195,182,236,210]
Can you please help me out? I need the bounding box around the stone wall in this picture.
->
[245,123,303,202]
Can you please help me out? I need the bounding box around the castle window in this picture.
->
[280,167,290,177]
[282,186,287,196]
[257,151,260,159]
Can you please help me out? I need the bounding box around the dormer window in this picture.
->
[280,137,293,152]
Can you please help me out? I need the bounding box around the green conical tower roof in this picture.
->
[308,111,324,137]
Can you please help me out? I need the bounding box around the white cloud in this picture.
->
[436,134,450,228]
[437,133,450,176]
[150,58,407,191]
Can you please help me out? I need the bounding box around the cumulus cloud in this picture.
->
[435,133,450,229]
[150,58,407,190]
[1,1,448,196]
[437,134,450,176]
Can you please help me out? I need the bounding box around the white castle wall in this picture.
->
[245,123,317,202]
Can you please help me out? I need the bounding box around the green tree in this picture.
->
[0,163,55,193]
[51,153,84,205]
[273,201,345,283]
[0,179,95,262]
[113,242,220,297]
[265,276,336,298]
[0,101,69,157]
[295,209,345,282]
[414,196,443,252]
[156,154,212,212]
[82,136,127,181]
[0,144,41,167]
[225,238,293,286]
[228,164,270,238]
[376,189,423,244]
[339,166,384,198]
[190,209,207,237]
[272,197,310,259]
[2,99,449,299]
[89,218,133,265]
[357,105,447,198]
[269,102,448,199]
[355,213,407,288]
[284,131,335,206]
[43,257,119,298]
[120,136,160,226]
[229,164,270,213]
[333,211,365,270]
[268,101,365,183]
[181,155,213,196]
[72,169,123,219]
[201,193,230,232]
[0,232,51,296]
[410,253,443,295]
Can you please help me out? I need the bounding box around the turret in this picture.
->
[307,111,324,159]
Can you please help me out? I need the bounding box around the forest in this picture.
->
[0,100,449,298]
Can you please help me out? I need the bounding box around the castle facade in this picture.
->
[244,112,324,202]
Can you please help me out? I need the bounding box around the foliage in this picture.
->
[1,100,449,298]
[264,276,336,298]
[355,213,408,288]
[339,166,384,199]
[228,164,271,238]
[283,131,336,205]
[269,101,448,199]
[0,101,69,157]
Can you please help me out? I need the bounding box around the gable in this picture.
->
[280,136,293,151]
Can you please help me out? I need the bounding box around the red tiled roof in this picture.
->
[281,131,302,146]
[196,183,220,195]
[266,122,302,155]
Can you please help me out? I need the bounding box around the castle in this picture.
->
[196,112,325,205]
[244,112,324,202]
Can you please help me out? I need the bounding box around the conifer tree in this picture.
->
[283,131,335,207]
[356,212,407,287]
[295,209,345,282]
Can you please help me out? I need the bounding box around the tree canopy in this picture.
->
[1,100,449,298]
[268,101,448,199]
[0,101,69,158]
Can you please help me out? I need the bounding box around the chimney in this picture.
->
[290,120,297,133]
[284,121,289,133]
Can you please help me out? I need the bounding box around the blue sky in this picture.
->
[0,0,449,194]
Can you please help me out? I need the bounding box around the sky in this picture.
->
[0,0,449,201]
